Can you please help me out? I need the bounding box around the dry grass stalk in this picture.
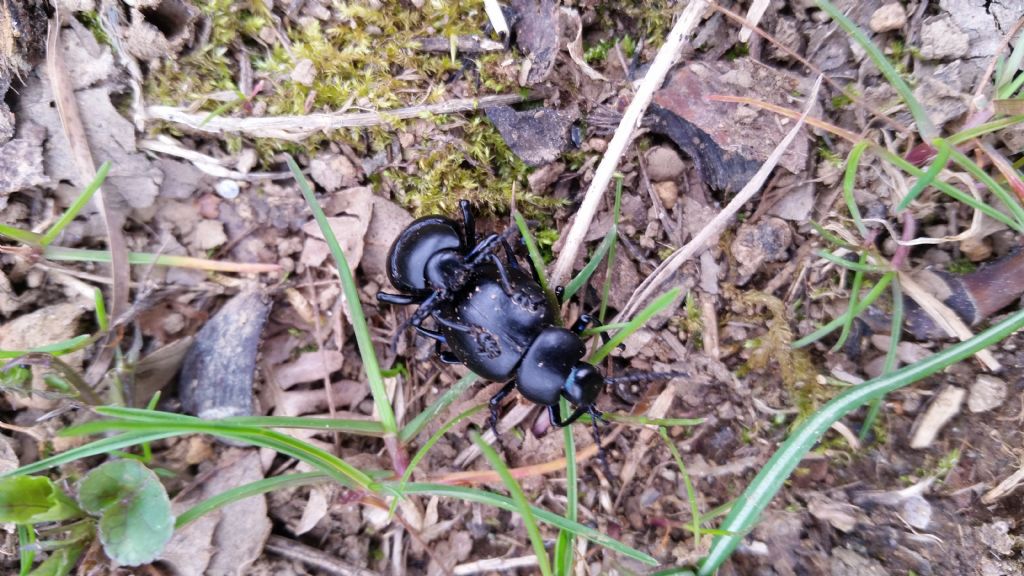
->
[549,0,712,288]
[145,93,533,141]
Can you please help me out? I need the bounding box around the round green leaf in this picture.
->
[77,460,174,566]
[0,476,81,523]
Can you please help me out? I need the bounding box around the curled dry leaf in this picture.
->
[562,8,607,81]
[300,186,374,271]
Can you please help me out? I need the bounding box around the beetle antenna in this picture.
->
[604,371,688,386]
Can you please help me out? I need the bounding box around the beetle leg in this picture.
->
[459,199,477,246]
[377,291,424,305]
[435,342,462,365]
[587,405,613,481]
[570,313,617,348]
[548,404,588,427]
[432,312,474,333]
[569,313,594,335]
[501,239,521,269]
[488,253,515,295]
[488,381,517,435]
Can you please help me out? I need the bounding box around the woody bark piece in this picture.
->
[649,58,813,192]
[179,288,271,419]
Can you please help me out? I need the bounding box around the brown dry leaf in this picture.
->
[0,433,18,474]
[0,302,86,409]
[162,449,271,576]
[650,58,814,192]
[510,0,560,85]
[562,8,606,81]
[362,195,414,280]
[292,485,330,535]
[300,187,374,270]
[271,350,345,390]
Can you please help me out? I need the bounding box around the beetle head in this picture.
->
[563,362,604,408]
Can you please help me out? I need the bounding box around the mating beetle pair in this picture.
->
[378,202,679,469]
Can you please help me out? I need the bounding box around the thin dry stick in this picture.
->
[549,0,711,288]
[618,75,823,321]
[145,93,534,141]
[48,12,131,387]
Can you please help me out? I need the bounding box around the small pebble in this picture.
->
[215,179,240,199]
[968,375,1007,413]
[645,146,685,181]
[910,386,965,449]
[869,3,907,33]
[921,17,970,60]
[653,180,679,210]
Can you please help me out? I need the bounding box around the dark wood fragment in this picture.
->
[178,288,271,419]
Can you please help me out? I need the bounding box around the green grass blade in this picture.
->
[17,524,35,576]
[390,404,486,517]
[817,250,889,273]
[878,148,1023,231]
[808,221,857,250]
[61,417,379,492]
[0,335,94,359]
[93,288,108,332]
[40,161,111,246]
[399,373,478,443]
[699,306,1024,574]
[996,32,1024,95]
[860,278,904,440]
[554,397,578,576]
[842,141,869,236]
[896,142,951,212]
[177,472,328,529]
[939,139,1024,229]
[599,176,624,323]
[660,428,701,546]
[591,287,681,363]
[815,0,937,139]
[832,255,868,352]
[472,429,552,576]
[792,272,894,348]
[224,416,387,436]
[562,226,616,303]
[287,156,396,435]
[0,224,43,246]
[3,431,177,477]
[513,211,561,320]
[399,483,659,566]
[947,115,1024,144]
[602,413,704,427]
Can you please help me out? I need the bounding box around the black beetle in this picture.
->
[378,201,681,471]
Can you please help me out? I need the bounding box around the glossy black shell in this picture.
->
[436,263,554,381]
[386,216,463,295]
[517,327,587,405]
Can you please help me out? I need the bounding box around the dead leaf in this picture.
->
[362,196,414,280]
[510,0,560,85]
[162,449,271,576]
[562,8,606,81]
[301,187,374,271]
[650,58,814,192]
[0,302,86,409]
[16,21,161,212]
[272,350,345,390]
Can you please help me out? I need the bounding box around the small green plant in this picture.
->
[0,459,173,574]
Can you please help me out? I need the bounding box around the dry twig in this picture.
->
[549,0,711,287]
